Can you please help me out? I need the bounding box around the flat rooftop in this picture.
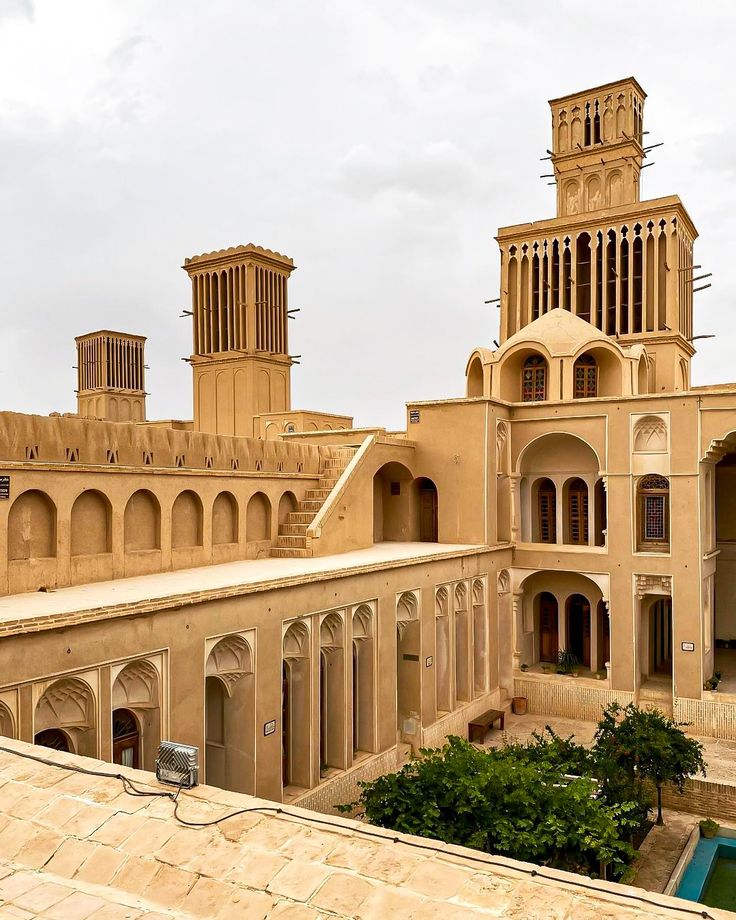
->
[0,543,494,637]
[0,736,720,919]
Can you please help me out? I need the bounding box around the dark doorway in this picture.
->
[112,708,140,768]
[597,600,610,668]
[539,592,559,663]
[650,599,672,674]
[34,728,70,752]
[417,478,438,542]
[567,594,591,668]
[282,663,289,787]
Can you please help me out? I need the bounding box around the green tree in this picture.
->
[340,736,638,877]
[593,703,706,826]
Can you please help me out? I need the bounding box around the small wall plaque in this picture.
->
[425,656,433,668]
[0,476,9,500]
[681,641,695,652]
[409,409,420,423]
[263,719,277,736]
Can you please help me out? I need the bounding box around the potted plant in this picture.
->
[700,818,719,839]
[541,663,551,673]
[557,649,580,676]
[520,663,529,673]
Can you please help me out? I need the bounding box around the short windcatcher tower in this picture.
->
[75,330,146,422]
[183,244,295,437]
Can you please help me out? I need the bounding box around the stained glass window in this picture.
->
[574,354,597,399]
[537,480,556,543]
[522,355,547,402]
[638,475,669,548]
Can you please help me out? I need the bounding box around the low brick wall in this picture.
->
[513,676,634,722]
[674,695,736,741]
[293,746,401,814]
[662,776,736,822]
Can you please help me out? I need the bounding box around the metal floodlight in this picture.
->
[156,741,199,788]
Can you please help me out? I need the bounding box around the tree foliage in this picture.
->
[593,703,706,824]
[341,704,708,876]
[341,735,637,876]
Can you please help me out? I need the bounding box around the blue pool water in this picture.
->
[677,835,736,912]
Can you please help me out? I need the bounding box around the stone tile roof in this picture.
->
[0,738,727,919]
[0,544,485,638]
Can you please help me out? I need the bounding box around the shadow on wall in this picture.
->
[373,463,438,543]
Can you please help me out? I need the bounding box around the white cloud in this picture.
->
[0,0,32,21]
[0,0,735,426]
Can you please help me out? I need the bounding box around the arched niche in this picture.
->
[212,491,238,545]
[112,659,160,771]
[278,491,298,525]
[71,490,112,556]
[171,490,203,548]
[320,612,346,771]
[467,355,484,398]
[373,461,415,542]
[572,345,623,398]
[352,605,375,754]
[124,490,160,551]
[633,416,668,453]
[8,490,56,560]
[434,585,453,714]
[35,677,96,757]
[282,621,311,790]
[247,492,271,542]
[0,702,15,739]
[498,347,551,403]
[396,592,421,736]
[205,635,255,794]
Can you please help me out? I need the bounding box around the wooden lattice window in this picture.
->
[638,474,669,549]
[537,479,556,543]
[567,479,589,544]
[574,354,597,398]
[522,355,547,402]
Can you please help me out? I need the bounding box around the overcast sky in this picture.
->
[2,1,735,429]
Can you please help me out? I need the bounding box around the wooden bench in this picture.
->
[468,708,505,744]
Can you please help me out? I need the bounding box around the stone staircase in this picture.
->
[638,679,674,717]
[271,447,357,558]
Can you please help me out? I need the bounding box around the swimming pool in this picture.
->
[676,835,736,912]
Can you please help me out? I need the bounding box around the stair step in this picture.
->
[286,511,316,524]
[318,478,340,489]
[300,500,323,512]
[279,523,309,536]
[271,547,312,558]
[275,535,307,548]
[305,489,332,500]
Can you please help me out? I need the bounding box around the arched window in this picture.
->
[535,478,557,543]
[573,354,597,399]
[522,355,547,402]
[637,475,670,550]
[565,478,589,545]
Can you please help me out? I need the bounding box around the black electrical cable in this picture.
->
[0,743,715,920]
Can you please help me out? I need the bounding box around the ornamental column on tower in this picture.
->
[495,77,698,393]
[75,330,147,422]
[182,244,296,437]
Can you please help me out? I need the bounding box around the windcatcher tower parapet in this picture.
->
[75,330,146,421]
[183,244,296,437]
[497,77,698,393]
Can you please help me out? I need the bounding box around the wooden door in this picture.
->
[419,485,438,542]
[539,595,558,663]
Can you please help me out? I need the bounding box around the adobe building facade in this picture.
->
[1,77,736,811]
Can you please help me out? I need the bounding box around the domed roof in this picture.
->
[494,309,615,359]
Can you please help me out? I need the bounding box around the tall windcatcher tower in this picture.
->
[75,330,146,422]
[497,78,698,392]
[183,244,295,437]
